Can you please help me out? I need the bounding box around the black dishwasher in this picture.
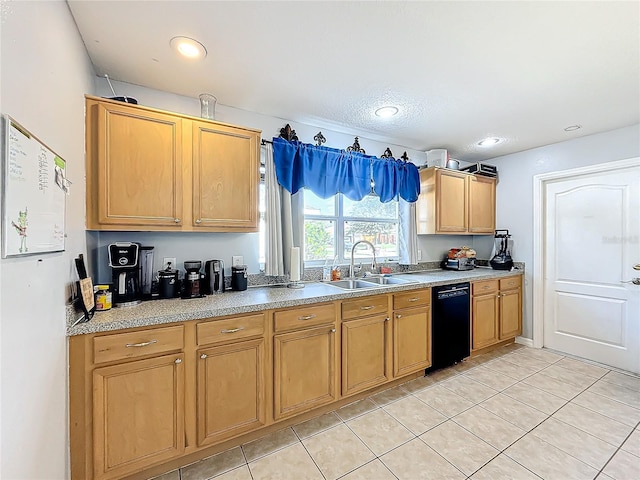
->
[428,282,471,372]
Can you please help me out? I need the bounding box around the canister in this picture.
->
[231,265,248,291]
[94,285,112,311]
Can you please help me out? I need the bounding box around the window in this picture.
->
[303,190,398,266]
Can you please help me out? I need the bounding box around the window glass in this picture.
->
[343,195,397,219]
[344,221,398,260]
[304,190,335,216]
[304,219,335,261]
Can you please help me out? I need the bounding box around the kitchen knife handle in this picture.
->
[125,339,158,348]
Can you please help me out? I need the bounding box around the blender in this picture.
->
[490,230,514,270]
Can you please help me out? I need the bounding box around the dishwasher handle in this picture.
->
[436,285,470,300]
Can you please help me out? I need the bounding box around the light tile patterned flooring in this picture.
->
[153,344,640,480]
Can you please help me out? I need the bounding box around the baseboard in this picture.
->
[515,336,534,347]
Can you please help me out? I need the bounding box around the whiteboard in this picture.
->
[2,115,67,257]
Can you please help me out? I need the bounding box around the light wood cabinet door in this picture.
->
[393,307,431,377]
[436,169,467,233]
[274,325,337,420]
[499,288,522,339]
[472,293,499,350]
[197,338,265,446]
[468,175,496,233]
[192,121,259,231]
[342,315,390,396]
[93,102,183,228]
[92,354,184,480]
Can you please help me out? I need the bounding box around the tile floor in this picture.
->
[153,344,640,480]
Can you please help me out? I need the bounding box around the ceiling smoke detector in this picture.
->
[170,36,207,59]
[374,106,399,118]
[477,137,504,147]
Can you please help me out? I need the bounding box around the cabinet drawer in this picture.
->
[472,280,499,296]
[274,303,336,332]
[197,313,265,346]
[500,276,521,290]
[342,295,389,320]
[393,289,431,310]
[93,325,184,364]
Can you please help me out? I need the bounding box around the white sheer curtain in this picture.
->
[398,198,419,265]
[263,143,303,276]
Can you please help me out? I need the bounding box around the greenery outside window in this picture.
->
[304,190,398,266]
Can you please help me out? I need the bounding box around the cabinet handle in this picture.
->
[125,339,158,348]
[396,314,403,319]
[174,218,181,223]
[221,327,244,334]
[496,294,501,298]
[175,358,182,364]
[360,305,375,310]
[298,314,317,321]
[385,317,390,322]
[200,354,207,359]
[408,297,420,302]
[195,219,202,224]
[330,328,336,333]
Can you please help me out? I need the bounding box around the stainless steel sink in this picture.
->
[359,276,419,286]
[326,279,384,290]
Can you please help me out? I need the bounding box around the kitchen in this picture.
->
[1,1,639,480]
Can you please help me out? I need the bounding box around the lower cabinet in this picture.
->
[273,324,337,420]
[472,276,522,351]
[92,353,185,480]
[341,314,390,396]
[392,289,432,377]
[197,338,266,446]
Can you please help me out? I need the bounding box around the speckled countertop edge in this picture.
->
[67,266,524,336]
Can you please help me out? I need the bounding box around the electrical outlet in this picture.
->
[163,257,177,270]
[417,249,422,261]
[232,255,243,267]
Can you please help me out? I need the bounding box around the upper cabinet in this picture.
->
[85,96,260,232]
[416,167,496,235]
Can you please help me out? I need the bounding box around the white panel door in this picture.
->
[544,165,640,373]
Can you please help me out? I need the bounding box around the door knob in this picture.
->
[622,278,640,285]
[633,264,640,271]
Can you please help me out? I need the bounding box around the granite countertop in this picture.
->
[66,267,523,336]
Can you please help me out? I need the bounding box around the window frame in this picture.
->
[303,192,399,267]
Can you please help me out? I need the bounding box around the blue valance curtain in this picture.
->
[272,137,420,203]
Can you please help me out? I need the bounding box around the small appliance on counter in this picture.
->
[139,246,155,299]
[204,260,225,294]
[158,263,180,299]
[490,229,514,270]
[108,242,142,307]
[231,265,248,291]
[442,246,477,271]
[460,162,498,177]
[182,260,204,298]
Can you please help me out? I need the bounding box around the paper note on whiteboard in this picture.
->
[2,115,67,257]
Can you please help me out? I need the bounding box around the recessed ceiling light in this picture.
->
[564,125,582,131]
[375,106,399,118]
[477,137,504,147]
[170,36,207,59]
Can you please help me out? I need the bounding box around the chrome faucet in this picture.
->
[350,240,378,278]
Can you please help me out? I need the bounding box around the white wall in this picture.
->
[0,2,95,478]
[91,79,431,280]
[485,125,640,339]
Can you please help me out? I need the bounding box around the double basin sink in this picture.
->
[326,276,418,290]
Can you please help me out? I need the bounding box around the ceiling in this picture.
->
[67,1,639,162]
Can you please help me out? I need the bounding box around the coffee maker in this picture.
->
[182,260,203,298]
[204,260,225,294]
[108,242,142,307]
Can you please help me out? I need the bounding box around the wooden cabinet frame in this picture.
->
[416,167,496,235]
[85,95,260,232]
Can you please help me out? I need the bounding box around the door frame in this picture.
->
[532,156,640,349]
